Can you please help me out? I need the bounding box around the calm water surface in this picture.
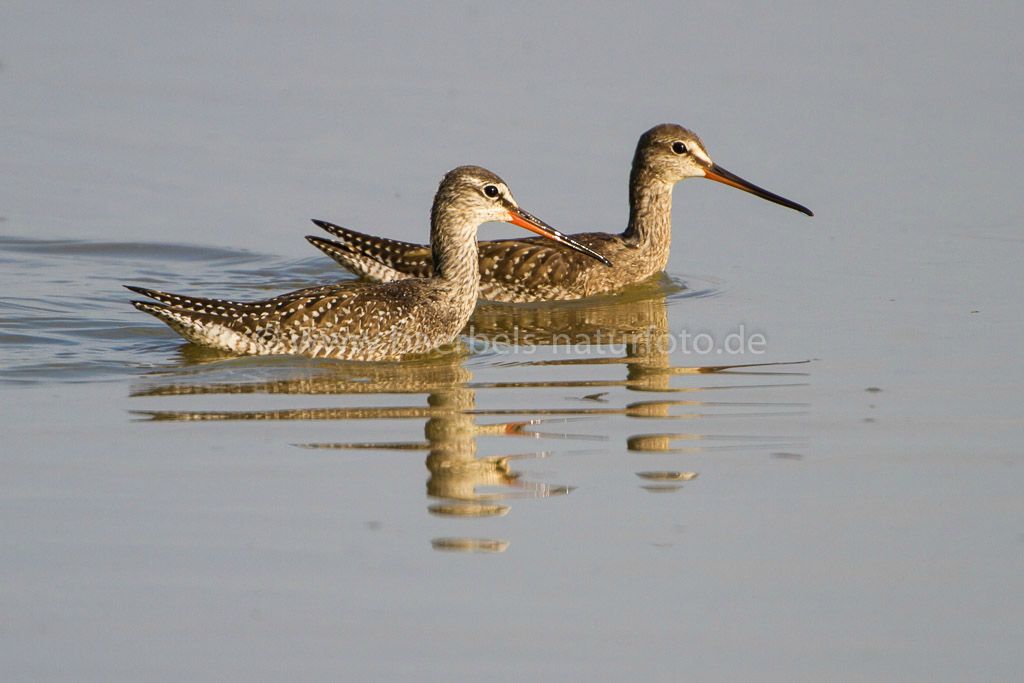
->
[2,3,1023,681]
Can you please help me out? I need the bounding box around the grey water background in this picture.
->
[2,2,1023,681]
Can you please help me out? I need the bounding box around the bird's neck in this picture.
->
[431,216,480,302]
[622,167,674,267]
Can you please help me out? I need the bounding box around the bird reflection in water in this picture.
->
[296,368,579,513]
[467,274,809,460]
[133,351,588,554]
[131,276,809,545]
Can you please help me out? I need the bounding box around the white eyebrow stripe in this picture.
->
[501,188,517,207]
[692,146,713,165]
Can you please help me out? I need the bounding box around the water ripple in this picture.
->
[0,233,813,545]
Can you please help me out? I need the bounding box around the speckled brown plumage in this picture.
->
[308,124,812,303]
[128,166,607,360]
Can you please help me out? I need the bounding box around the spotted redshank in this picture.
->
[307,124,812,302]
[128,166,610,360]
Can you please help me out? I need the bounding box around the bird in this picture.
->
[127,166,611,361]
[306,124,812,303]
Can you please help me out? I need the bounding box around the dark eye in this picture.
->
[483,185,500,198]
[672,141,688,155]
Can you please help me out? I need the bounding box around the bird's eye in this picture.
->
[483,185,500,198]
[672,141,688,155]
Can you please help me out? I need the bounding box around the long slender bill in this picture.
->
[703,164,813,216]
[506,206,613,266]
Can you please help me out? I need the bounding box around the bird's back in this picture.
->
[309,225,643,302]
